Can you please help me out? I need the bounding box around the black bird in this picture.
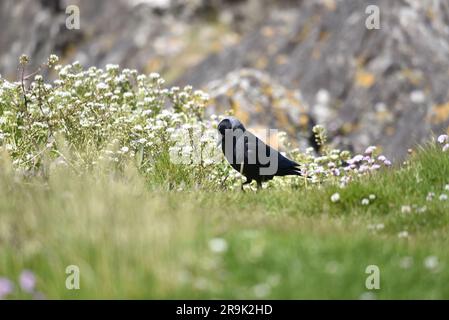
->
[217,117,305,189]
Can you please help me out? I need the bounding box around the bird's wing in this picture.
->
[237,131,286,165]
[235,133,257,164]
[236,130,303,176]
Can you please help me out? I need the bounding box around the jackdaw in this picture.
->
[217,117,305,189]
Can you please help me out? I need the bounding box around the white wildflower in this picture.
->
[120,146,129,153]
[330,193,340,203]
[96,82,108,90]
[253,283,271,298]
[106,64,119,72]
[401,205,411,214]
[424,256,439,271]
[398,231,409,238]
[208,238,228,253]
[149,73,160,80]
[399,257,413,269]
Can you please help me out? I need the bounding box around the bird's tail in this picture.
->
[278,166,310,178]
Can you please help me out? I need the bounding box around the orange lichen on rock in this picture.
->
[230,98,250,124]
[355,69,376,88]
[431,102,449,124]
[261,26,276,38]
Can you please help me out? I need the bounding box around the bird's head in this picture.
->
[217,117,246,137]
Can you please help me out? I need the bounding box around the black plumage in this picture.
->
[217,117,304,189]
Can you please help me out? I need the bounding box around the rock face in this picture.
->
[0,0,263,80]
[178,0,449,159]
[0,0,80,78]
[1,0,449,158]
[205,68,316,150]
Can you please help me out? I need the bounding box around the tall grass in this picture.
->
[1,57,449,299]
[1,145,449,299]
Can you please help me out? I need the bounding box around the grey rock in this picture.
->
[2,0,449,159]
[177,0,449,159]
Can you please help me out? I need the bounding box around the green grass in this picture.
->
[1,144,449,299]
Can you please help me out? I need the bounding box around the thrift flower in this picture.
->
[0,278,14,299]
[364,146,376,155]
[437,135,448,144]
[19,270,36,293]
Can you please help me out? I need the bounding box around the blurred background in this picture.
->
[1,0,449,159]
